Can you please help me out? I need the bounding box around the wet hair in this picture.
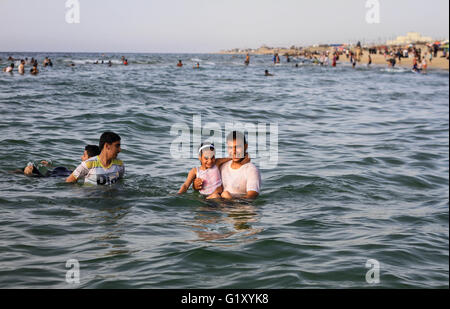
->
[21,164,44,177]
[10,63,14,68]
[226,131,247,146]
[85,145,101,158]
[99,132,121,151]
[198,142,215,157]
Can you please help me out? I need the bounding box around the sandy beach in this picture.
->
[219,48,449,71]
[345,52,449,70]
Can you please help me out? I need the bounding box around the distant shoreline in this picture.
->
[1,50,448,71]
[217,47,449,71]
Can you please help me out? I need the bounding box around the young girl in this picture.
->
[178,143,249,199]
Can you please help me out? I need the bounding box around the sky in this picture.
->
[0,0,448,53]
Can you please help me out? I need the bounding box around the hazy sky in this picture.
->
[0,0,448,53]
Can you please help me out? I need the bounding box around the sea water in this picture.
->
[0,53,448,288]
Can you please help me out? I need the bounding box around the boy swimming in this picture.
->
[22,145,100,177]
[66,132,124,186]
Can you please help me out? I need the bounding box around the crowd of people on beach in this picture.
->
[299,43,447,72]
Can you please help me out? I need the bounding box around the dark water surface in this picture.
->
[0,53,448,288]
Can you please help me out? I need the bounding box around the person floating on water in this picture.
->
[108,61,112,67]
[194,131,261,200]
[3,63,14,73]
[177,60,183,67]
[265,70,273,76]
[22,145,100,178]
[66,132,124,185]
[193,62,200,69]
[123,59,128,66]
[245,53,250,66]
[178,142,244,199]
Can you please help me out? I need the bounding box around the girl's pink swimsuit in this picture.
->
[196,165,222,196]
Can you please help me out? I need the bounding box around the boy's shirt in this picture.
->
[72,156,125,186]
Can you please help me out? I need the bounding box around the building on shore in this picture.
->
[387,32,433,46]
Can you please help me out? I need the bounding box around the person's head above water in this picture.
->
[226,131,247,162]
[99,131,122,160]
[81,145,101,161]
[198,142,216,169]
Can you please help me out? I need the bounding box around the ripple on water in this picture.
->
[0,53,448,288]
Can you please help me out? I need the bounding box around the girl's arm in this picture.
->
[178,168,197,194]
